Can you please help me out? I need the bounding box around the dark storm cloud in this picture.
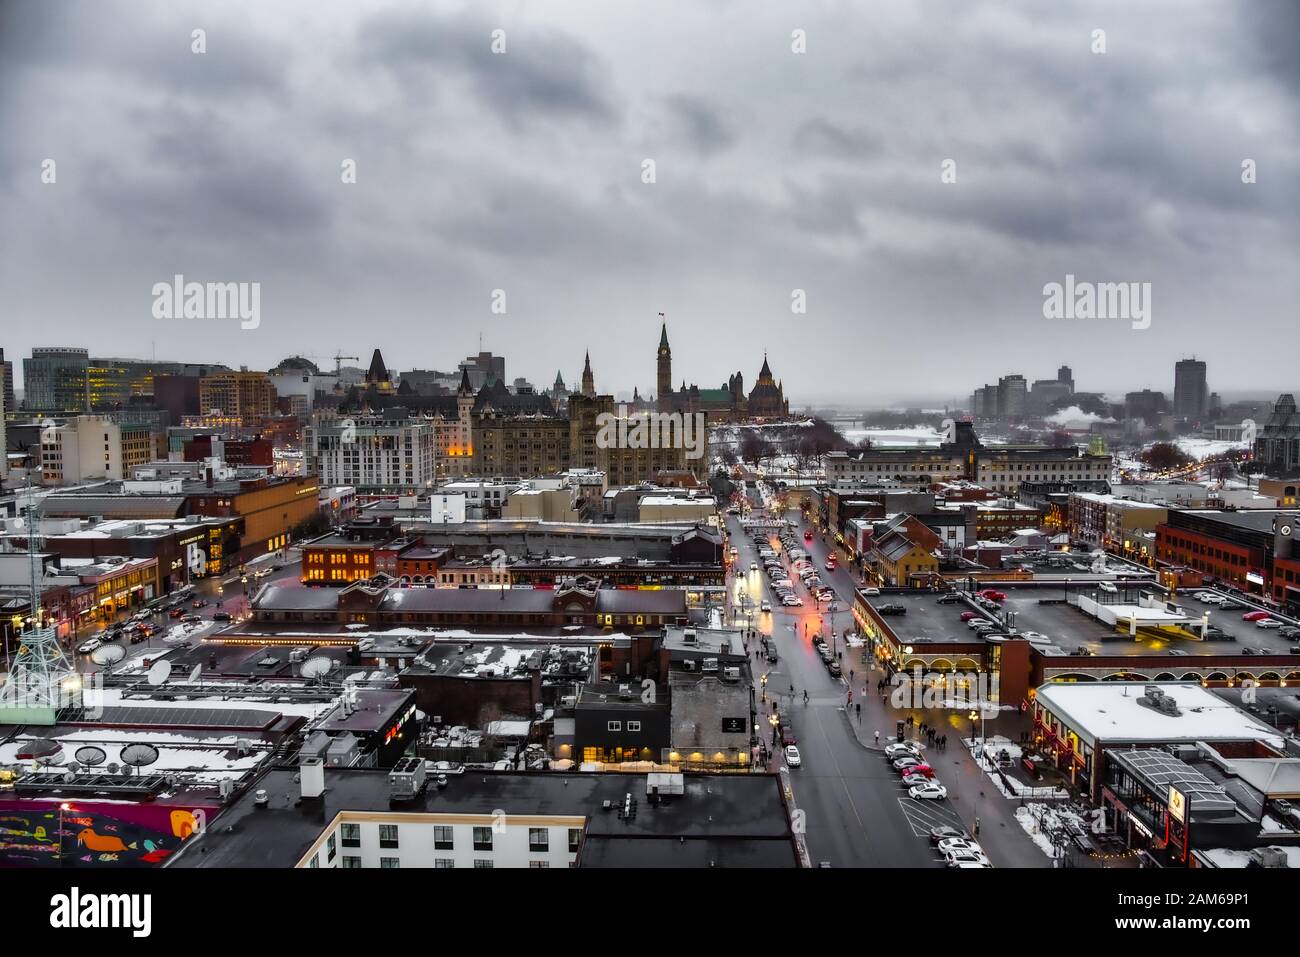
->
[0,0,1296,402]
[355,7,618,129]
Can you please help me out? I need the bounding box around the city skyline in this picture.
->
[2,0,1297,401]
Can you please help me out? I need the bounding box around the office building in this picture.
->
[39,414,160,484]
[23,347,89,411]
[200,370,277,426]
[1174,359,1208,422]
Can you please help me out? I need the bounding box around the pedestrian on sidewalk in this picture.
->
[874,730,880,745]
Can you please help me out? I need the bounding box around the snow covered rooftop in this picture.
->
[1035,681,1285,749]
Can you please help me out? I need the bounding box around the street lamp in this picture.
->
[57,802,72,862]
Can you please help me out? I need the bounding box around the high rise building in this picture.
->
[199,371,277,426]
[1174,358,1208,421]
[0,348,14,416]
[23,347,89,412]
[39,415,158,484]
[997,374,1028,419]
[1057,365,1074,392]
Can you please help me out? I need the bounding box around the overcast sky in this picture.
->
[1,0,1296,406]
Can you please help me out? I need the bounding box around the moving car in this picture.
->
[169,607,185,619]
[908,783,948,800]
[1243,611,1271,622]
[825,555,838,571]
[785,745,801,767]
[960,611,980,621]
[749,562,759,571]
[213,611,232,622]
[77,637,103,654]
[760,600,772,613]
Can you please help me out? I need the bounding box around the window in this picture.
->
[627,721,641,732]
[473,859,494,869]
[340,823,360,848]
[529,861,550,869]
[528,828,549,852]
[326,833,337,862]
[341,855,362,869]
[607,720,622,732]
[435,858,455,869]
[433,826,454,850]
[379,857,400,869]
[568,828,583,853]
[472,826,493,851]
[379,824,399,849]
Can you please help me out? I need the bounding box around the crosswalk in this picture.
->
[896,792,968,838]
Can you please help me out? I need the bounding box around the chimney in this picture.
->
[206,466,214,488]
[300,757,325,799]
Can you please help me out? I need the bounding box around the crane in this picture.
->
[294,352,360,375]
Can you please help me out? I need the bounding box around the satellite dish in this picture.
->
[91,644,126,666]
[120,743,160,769]
[300,656,332,679]
[74,745,108,767]
[147,659,173,686]
[17,738,61,761]
[188,664,202,684]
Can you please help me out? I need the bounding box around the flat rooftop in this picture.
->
[167,767,797,868]
[1035,681,1285,749]
[864,584,1300,660]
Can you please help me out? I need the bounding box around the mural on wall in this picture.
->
[0,799,214,867]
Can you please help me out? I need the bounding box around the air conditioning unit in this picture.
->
[683,659,697,671]
[722,667,741,681]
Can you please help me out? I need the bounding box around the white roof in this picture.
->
[1035,681,1284,749]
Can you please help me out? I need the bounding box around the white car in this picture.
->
[77,637,103,654]
[749,562,759,571]
[773,579,794,589]
[1257,618,1283,629]
[937,837,983,856]
[909,783,948,800]
[948,855,993,869]
[760,600,772,613]
[785,745,801,767]
[901,772,933,788]
[862,587,881,596]
[781,595,802,607]
[884,743,922,760]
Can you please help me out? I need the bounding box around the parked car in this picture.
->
[827,661,842,677]
[213,611,232,622]
[192,599,209,609]
[781,728,797,746]
[862,587,881,596]
[180,614,202,624]
[929,825,967,845]
[937,593,960,604]
[884,743,921,760]
[909,783,948,800]
[893,756,924,771]
[1243,611,1271,622]
[785,745,802,768]
[878,604,907,616]
[947,852,993,868]
[781,595,801,607]
[960,611,980,621]
[898,763,935,779]
[900,772,932,787]
[1257,618,1283,629]
[937,837,984,856]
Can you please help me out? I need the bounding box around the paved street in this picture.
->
[68,548,303,676]
[727,488,1050,868]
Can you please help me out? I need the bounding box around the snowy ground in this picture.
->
[1014,804,1088,860]
[967,735,1071,800]
[841,426,944,446]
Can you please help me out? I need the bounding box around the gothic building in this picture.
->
[653,322,787,421]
